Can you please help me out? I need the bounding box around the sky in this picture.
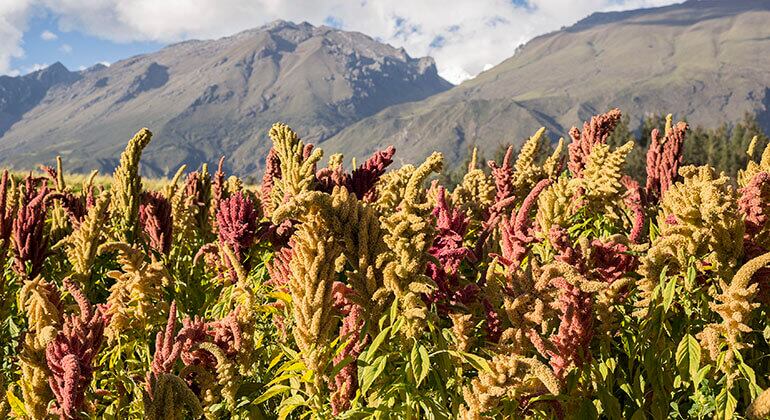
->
[1,0,681,84]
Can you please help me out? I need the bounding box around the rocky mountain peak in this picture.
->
[0,20,450,176]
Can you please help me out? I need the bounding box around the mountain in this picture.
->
[0,62,80,136]
[0,20,451,176]
[324,0,770,168]
[2,1,770,176]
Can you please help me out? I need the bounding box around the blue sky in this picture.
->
[11,11,163,74]
[1,0,679,84]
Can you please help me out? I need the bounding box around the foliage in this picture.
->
[1,110,770,420]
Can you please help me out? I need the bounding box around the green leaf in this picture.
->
[330,355,356,378]
[715,386,737,420]
[278,395,306,420]
[598,388,621,420]
[410,341,419,384]
[360,355,387,395]
[662,276,677,312]
[254,384,292,405]
[266,372,301,387]
[693,365,711,387]
[391,317,404,334]
[362,326,391,364]
[278,343,299,359]
[619,383,634,401]
[6,388,26,418]
[451,351,491,373]
[685,264,697,290]
[738,362,761,398]
[389,299,399,326]
[418,345,430,386]
[598,362,608,380]
[268,352,284,371]
[576,398,598,419]
[277,361,305,374]
[7,317,19,337]
[267,291,292,303]
[675,334,700,383]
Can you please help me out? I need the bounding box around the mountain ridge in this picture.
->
[0,20,451,176]
[323,0,770,169]
[2,1,770,175]
[0,62,81,136]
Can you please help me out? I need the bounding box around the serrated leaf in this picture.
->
[675,334,700,383]
[715,386,737,420]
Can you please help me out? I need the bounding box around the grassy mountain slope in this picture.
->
[324,0,770,168]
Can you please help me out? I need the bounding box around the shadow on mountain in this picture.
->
[115,63,169,104]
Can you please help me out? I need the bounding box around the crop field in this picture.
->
[2,109,770,419]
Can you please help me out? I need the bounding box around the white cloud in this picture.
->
[441,66,474,85]
[59,43,72,53]
[40,29,57,40]
[23,62,47,73]
[1,0,681,82]
[0,0,32,75]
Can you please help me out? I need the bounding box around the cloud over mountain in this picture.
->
[1,0,678,83]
